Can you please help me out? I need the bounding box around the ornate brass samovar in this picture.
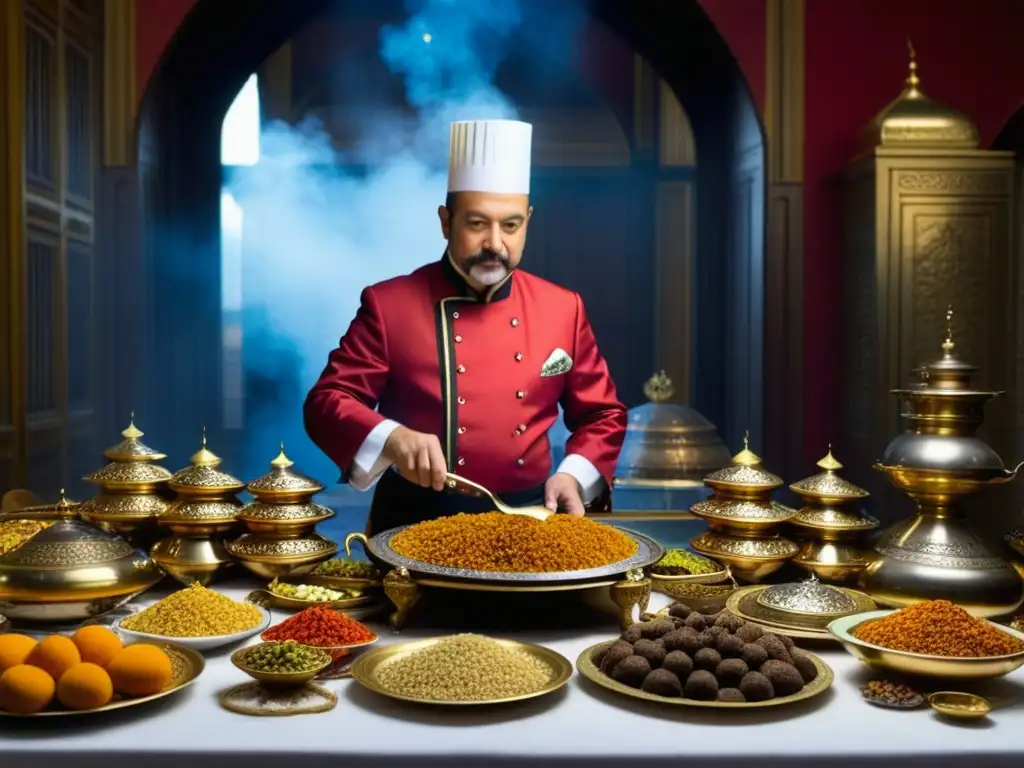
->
[861,309,1024,617]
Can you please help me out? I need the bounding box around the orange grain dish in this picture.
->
[389,512,638,573]
[854,600,1024,658]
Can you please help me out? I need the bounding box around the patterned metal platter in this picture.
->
[365,525,664,584]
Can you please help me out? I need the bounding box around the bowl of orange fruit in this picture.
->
[0,623,204,716]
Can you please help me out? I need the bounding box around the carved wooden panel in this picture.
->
[66,239,92,410]
[64,39,93,205]
[25,235,59,416]
[24,18,57,191]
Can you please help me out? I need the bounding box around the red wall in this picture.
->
[134,0,1024,465]
[803,0,1024,461]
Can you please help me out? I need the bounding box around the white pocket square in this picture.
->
[540,348,573,377]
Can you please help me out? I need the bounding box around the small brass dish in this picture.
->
[231,642,332,686]
[260,629,379,661]
[928,691,991,719]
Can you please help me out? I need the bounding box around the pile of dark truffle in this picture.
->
[595,602,818,703]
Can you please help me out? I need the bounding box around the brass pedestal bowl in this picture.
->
[689,529,799,583]
[0,519,163,622]
[226,533,338,579]
[150,535,235,586]
[345,527,663,633]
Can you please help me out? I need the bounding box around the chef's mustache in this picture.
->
[466,249,510,268]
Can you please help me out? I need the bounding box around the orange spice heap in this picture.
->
[854,600,1024,657]
[390,512,638,573]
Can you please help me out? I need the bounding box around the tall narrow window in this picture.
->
[220,74,260,430]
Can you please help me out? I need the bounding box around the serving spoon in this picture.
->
[444,473,553,522]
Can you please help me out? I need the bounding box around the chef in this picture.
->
[304,119,627,536]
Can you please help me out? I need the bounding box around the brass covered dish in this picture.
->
[862,310,1024,617]
[0,518,163,622]
[788,449,879,583]
[0,490,80,522]
[613,371,731,487]
[727,580,876,637]
[167,433,246,498]
[246,445,325,502]
[225,533,337,579]
[689,435,797,582]
[756,577,858,617]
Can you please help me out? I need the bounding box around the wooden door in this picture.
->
[0,0,101,497]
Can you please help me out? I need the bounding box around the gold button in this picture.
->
[452,311,460,319]
[517,458,525,466]
[513,428,522,436]
[511,318,520,327]
[514,352,523,361]
[458,426,466,435]
[457,396,466,405]
[457,457,465,466]
[457,364,465,374]
[516,390,525,399]
[517,424,527,432]
[455,334,463,343]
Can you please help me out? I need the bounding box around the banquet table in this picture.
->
[2,579,1023,768]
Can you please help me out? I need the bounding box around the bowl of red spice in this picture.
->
[261,605,378,660]
[828,601,1024,680]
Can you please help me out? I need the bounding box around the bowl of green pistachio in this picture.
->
[231,640,333,686]
[649,548,729,584]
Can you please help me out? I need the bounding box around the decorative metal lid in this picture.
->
[226,533,337,560]
[102,415,168,462]
[859,42,979,152]
[614,371,732,487]
[168,430,244,495]
[690,498,796,526]
[690,529,800,560]
[84,461,173,488]
[237,500,334,524]
[0,518,135,568]
[790,505,880,531]
[78,493,170,520]
[2,489,81,521]
[158,499,241,525]
[894,307,999,398]
[756,577,858,616]
[703,432,783,491]
[789,448,869,502]
[246,445,325,499]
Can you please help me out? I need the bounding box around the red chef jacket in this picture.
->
[304,253,627,515]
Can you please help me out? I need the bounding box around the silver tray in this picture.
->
[362,525,664,584]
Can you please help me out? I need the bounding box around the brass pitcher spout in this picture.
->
[344,531,369,558]
[1008,460,1024,480]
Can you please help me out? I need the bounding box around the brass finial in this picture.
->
[57,488,69,508]
[906,38,921,93]
[270,442,294,469]
[817,444,843,472]
[942,304,955,355]
[643,371,675,403]
[732,430,762,467]
[189,426,221,467]
[121,412,143,440]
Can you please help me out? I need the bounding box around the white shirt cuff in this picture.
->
[349,419,401,491]
[556,453,606,505]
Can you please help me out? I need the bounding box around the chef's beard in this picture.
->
[465,249,511,287]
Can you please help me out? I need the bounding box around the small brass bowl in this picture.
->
[928,691,992,720]
[260,631,379,661]
[231,642,332,686]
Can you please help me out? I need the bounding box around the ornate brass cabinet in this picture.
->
[840,49,1017,522]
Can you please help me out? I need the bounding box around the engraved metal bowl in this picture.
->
[352,525,664,585]
[690,497,796,532]
[0,519,163,622]
[157,499,242,535]
[78,493,170,531]
[236,500,335,534]
[168,465,245,496]
[789,506,879,538]
[689,529,798,583]
[226,532,338,579]
[151,535,236,586]
[756,578,858,617]
[83,461,172,492]
[704,463,783,494]
[793,540,877,582]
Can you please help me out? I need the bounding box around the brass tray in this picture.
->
[245,585,377,613]
[351,526,664,585]
[351,636,573,705]
[0,640,204,717]
[726,584,876,639]
[577,640,833,709]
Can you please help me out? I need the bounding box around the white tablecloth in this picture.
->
[2,580,1023,767]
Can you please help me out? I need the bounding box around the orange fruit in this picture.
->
[72,625,122,667]
[107,644,172,696]
[0,634,37,672]
[0,664,55,714]
[26,634,81,681]
[56,663,114,710]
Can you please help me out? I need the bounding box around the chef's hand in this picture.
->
[544,472,585,517]
[383,426,447,491]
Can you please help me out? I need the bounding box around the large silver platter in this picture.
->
[364,525,664,584]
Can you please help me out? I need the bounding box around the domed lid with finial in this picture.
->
[101,414,168,462]
[246,443,325,500]
[614,371,732,486]
[5,488,82,521]
[703,432,783,491]
[756,576,859,617]
[168,428,244,494]
[789,446,869,503]
[859,40,980,153]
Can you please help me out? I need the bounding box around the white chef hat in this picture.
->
[447,119,533,195]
